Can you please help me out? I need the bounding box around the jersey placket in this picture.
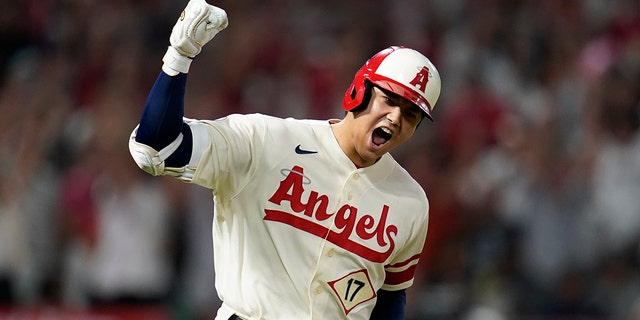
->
[309,169,368,319]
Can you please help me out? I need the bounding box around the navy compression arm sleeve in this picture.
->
[136,72,192,167]
[370,289,406,320]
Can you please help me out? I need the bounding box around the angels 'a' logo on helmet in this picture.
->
[409,66,431,94]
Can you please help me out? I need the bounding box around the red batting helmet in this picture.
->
[342,46,441,121]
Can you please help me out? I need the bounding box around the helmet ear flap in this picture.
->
[342,64,369,111]
[349,84,357,100]
[343,76,373,112]
[350,81,373,113]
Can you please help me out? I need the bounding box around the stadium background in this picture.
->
[0,0,639,319]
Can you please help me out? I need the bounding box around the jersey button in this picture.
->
[315,286,324,294]
[353,173,360,180]
[347,192,353,200]
[327,249,334,257]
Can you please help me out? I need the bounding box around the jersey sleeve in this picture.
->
[381,198,429,291]
[185,114,268,195]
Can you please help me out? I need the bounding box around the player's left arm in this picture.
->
[135,72,192,168]
[129,0,228,177]
[370,289,406,320]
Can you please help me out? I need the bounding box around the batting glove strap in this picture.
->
[162,46,193,75]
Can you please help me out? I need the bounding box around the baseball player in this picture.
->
[128,0,441,319]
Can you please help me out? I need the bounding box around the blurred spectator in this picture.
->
[0,0,639,319]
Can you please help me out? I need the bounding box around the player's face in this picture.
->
[338,86,423,167]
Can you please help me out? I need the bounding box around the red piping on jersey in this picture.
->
[388,253,421,268]
[384,263,418,286]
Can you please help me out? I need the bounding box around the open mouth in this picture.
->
[372,127,392,146]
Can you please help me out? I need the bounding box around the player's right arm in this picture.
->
[128,0,228,177]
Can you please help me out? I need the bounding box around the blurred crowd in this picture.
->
[0,0,639,319]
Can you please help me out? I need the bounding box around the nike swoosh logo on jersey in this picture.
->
[295,144,318,154]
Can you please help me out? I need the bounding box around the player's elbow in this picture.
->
[129,128,167,176]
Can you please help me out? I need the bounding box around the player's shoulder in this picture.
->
[285,117,331,127]
[380,155,428,198]
[224,113,329,127]
[209,113,331,140]
[380,154,417,178]
[261,114,333,133]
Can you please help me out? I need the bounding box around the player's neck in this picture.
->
[330,120,377,168]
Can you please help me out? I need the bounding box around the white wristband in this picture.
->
[162,46,193,76]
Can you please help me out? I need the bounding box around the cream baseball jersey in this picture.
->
[131,113,429,319]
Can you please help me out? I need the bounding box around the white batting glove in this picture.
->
[162,0,228,75]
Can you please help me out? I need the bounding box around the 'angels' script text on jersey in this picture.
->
[265,165,398,263]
